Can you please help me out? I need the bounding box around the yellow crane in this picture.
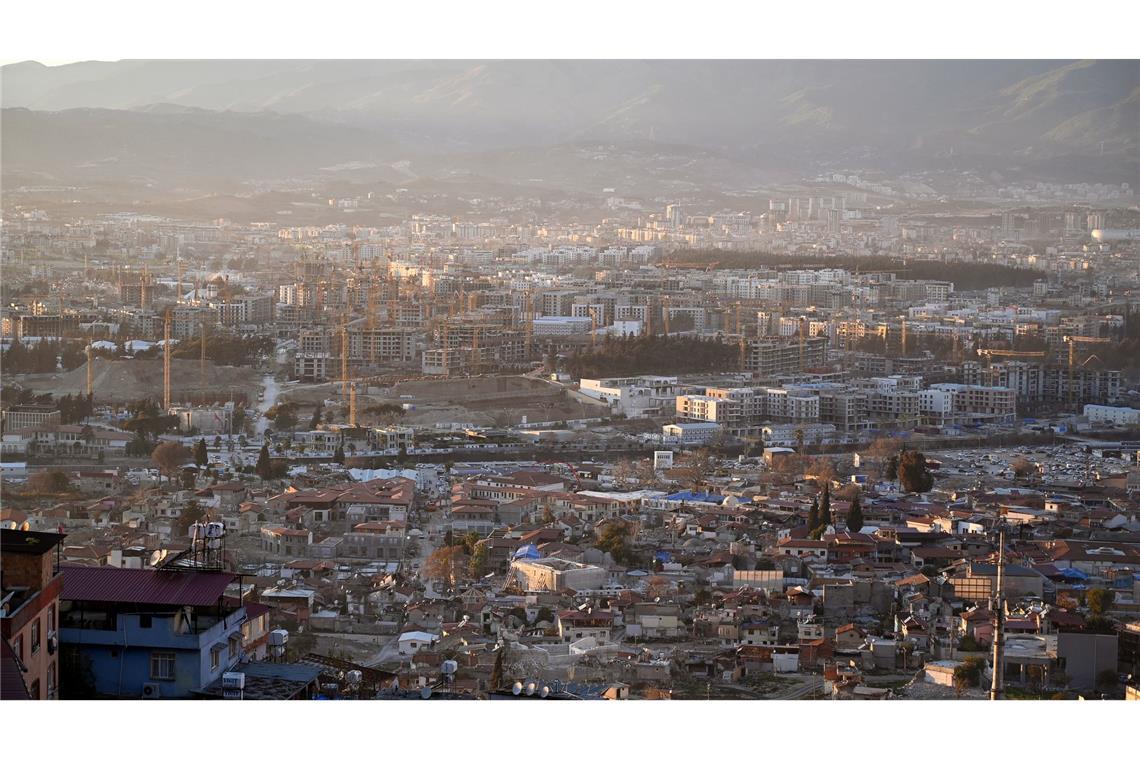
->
[1063,335,1111,407]
[349,383,358,427]
[975,348,1047,368]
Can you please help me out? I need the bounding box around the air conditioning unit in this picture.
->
[141,682,162,699]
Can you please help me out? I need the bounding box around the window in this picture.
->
[150,652,176,681]
[31,621,41,654]
[211,648,220,670]
[48,604,56,635]
[14,635,23,661]
[229,638,238,659]
[139,615,153,629]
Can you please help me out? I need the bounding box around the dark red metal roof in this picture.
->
[62,566,236,607]
[2,638,30,700]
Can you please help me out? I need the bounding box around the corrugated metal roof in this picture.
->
[61,566,236,607]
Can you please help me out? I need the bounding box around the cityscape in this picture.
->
[2,56,1139,709]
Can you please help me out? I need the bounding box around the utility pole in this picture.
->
[163,310,172,411]
[341,324,350,404]
[86,344,94,398]
[200,319,207,394]
[989,521,1006,701]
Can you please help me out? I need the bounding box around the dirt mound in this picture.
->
[23,358,261,403]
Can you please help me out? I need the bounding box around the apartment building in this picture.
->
[744,337,827,375]
[580,376,680,418]
[1,529,65,699]
[919,383,1017,427]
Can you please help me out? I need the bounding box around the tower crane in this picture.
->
[975,348,1047,369]
[1063,335,1111,407]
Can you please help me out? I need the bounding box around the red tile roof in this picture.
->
[62,566,237,607]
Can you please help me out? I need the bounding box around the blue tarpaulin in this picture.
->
[513,544,540,560]
[1060,567,1088,580]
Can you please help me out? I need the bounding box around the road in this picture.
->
[255,374,279,435]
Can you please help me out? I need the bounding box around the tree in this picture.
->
[794,428,806,451]
[807,496,820,531]
[27,470,71,494]
[819,483,832,526]
[953,656,986,695]
[270,403,298,432]
[846,491,864,532]
[152,442,192,485]
[1010,456,1035,479]
[596,521,634,565]
[180,468,197,490]
[193,438,208,469]
[176,501,206,536]
[897,450,934,493]
[1086,588,1115,616]
[806,456,836,484]
[255,443,272,481]
[675,448,715,492]
[463,531,481,555]
[309,405,323,430]
[541,505,556,525]
[424,545,468,588]
[332,444,345,465]
[469,542,489,578]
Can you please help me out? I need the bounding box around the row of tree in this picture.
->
[2,338,87,374]
[563,334,738,378]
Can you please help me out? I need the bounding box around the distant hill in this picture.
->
[2,59,1137,187]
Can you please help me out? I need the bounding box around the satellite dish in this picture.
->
[420,686,432,700]
[525,681,537,696]
[512,681,523,695]
[540,686,551,698]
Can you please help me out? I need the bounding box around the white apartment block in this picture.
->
[1084,405,1140,426]
[580,376,680,418]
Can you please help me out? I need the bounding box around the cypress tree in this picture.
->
[255,443,271,481]
[194,438,208,468]
[807,495,820,531]
[820,482,833,526]
[846,491,864,532]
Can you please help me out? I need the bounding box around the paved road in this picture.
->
[254,374,279,435]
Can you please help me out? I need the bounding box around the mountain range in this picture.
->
[2,59,1137,190]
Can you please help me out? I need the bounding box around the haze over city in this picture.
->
[1,25,1138,743]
